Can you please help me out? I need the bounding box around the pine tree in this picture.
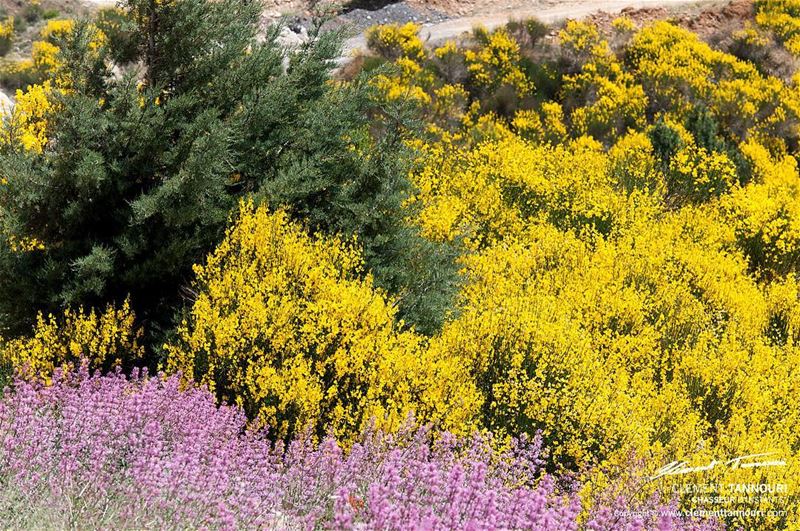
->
[0,0,460,353]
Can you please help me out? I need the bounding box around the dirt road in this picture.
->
[78,0,720,55]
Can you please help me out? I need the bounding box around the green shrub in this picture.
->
[0,0,456,353]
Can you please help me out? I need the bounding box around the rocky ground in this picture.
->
[280,0,748,55]
[327,2,450,33]
[0,0,94,57]
[0,0,767,107]
[0,0,89,16]
[586,0,752,38]
[1,0,758,50]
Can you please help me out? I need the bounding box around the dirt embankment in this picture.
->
[587,0,753,38]
[74,0,755,47]
[11,0,765,67]
[1,0,91,16]
[339,0,727,57]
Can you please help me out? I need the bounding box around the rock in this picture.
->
[276,25,310,48]
[0,90,13,120]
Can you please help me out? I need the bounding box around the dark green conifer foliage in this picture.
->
[0,0,460,351]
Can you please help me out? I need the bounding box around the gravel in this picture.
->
[279,1,453,38]
[336,2,449,32]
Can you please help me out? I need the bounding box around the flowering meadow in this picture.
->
[0,366,721,530]
[0,0,798,528]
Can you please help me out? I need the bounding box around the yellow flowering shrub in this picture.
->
[371,52,437,106]
[30,20,78,80]
[366,22,425,61]
[612,15,636,34]
[566,72,647,141]
[723,140,800,277]
[539,102,569,141]
[756,0,800,54]
[366,24,431,105]
[765,273,800,344]
[165,201,481,441]
[0,16,14,56]
[411,133,631,249]
[0,58,38,93]
[0,17,111,153]
[7,235,46,253]
[431,83,469,125]
[430,220,707,471]
[608,130,663,194]
[668,144,738,202]
[0,300,143,383]
[408,109,800,525]
[554,21,648,141]
[627,21,798,140]
[559,19,609,64]
[511,102,568,144]
[465,26,533,96]
[31,40,62,75]
[510,109,542,137]
[431,39,462,84]
[1,18,109,91]
[366,25,472,128]
[732,24,774,49]
[2,81,54,153]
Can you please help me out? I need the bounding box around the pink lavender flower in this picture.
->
[0,367,721,530]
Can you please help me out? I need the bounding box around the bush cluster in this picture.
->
[0,1,799,529]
